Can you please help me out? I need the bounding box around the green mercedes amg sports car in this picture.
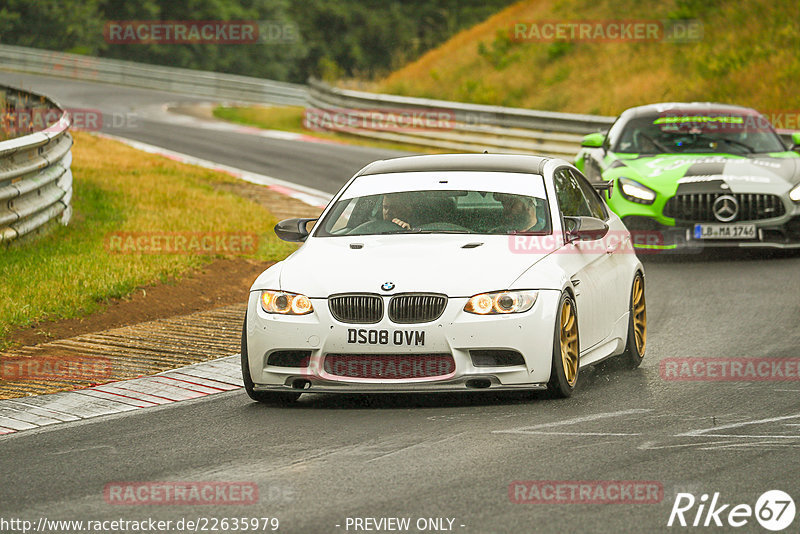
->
[575,103,800,250]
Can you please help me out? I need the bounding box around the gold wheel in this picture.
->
[631,275,647,357]
[559,298,579,386]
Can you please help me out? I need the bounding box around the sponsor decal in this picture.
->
[676,175,771,184]
[650,157,789,181]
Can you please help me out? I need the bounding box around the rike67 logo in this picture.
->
[668,490,796,531]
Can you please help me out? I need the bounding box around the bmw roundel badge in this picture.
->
[381,282,395,291]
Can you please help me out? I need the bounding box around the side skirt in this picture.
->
[578,311,628,368]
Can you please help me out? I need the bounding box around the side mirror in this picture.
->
[592,180,613,199]
[564,216,609,243]
[581,132,606,148]
[274,218,317,242]
[791,132,800,151]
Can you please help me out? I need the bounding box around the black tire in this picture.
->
[241,313,301,405]
[547,292,579,398]
[620,272,647,368]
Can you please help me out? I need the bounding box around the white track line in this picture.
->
[493,408,652,435]
[95,132,333,209]
[676,413,800,437]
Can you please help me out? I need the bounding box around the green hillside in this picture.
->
[377,0,800,118]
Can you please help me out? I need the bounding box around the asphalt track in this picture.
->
[2,71,800,534]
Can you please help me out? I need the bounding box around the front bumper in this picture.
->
[244,290,561,393]
[622,214,800,251]
[253,376,548,394]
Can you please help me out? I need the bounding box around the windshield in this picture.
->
[614,112,787,154]
[315,189,551,237]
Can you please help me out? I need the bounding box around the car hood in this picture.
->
[610,153,800,195]
[264,235,553,298]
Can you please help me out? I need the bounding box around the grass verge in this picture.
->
[0,131,298,349]
[376,0,800,115]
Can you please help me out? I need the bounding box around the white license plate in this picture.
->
[347,328,425,346]
[693,224,756,240]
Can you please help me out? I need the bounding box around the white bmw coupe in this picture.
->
[242,154,646,403]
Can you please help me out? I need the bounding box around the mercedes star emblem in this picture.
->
[712,195,739,222]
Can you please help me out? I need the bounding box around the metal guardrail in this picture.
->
[0,84,73,245]
[307,78,616,159]
[0,44,308,106]
[2,45,793,170]
[307,79,798,157]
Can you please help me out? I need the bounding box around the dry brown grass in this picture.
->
[377,0,800,116]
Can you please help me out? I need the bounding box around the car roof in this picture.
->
[620,102,762,119]
[356,154,555,177]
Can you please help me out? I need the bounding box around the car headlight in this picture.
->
[464,290,538,315]
[618,177,656,205]
[260,290,313,315]
[790,183,800,203]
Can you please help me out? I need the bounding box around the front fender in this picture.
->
[250,262,284,292]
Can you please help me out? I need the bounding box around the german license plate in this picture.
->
[347,328,425,346]
[693,224,756,240]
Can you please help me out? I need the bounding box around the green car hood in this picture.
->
[608,153,800,197]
